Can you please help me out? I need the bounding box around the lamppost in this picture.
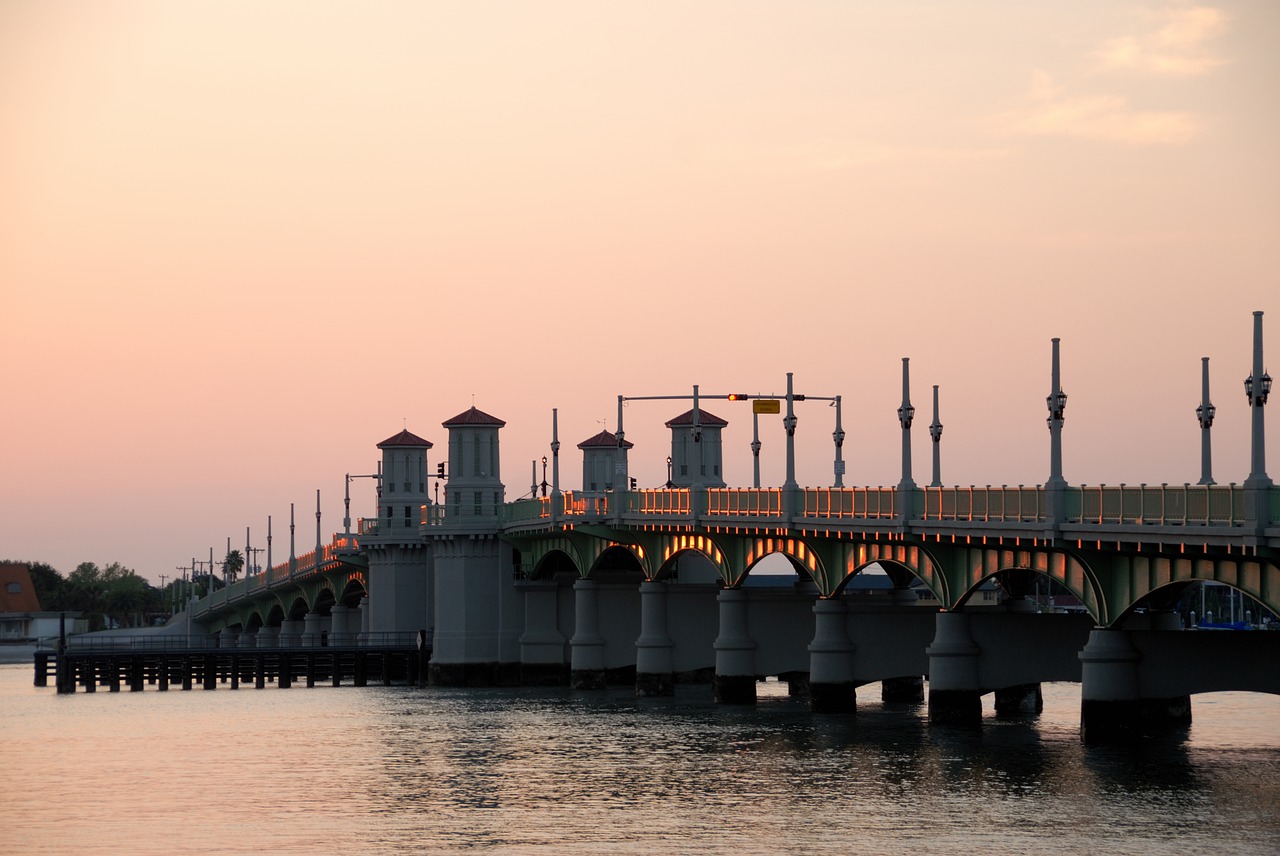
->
[1197,357,1216,485]
[897,358,916,491]
[344,471,380,536]
[540,456,549,497]
[1244,310,1272,489]
[1046,338,1067,490]
[666,455,674,489]
[929,385,943,488]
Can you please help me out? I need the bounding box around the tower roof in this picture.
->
[443,406,506,428]
[377,429,433,449]
[577,429,634,450]
[665,408,728,428]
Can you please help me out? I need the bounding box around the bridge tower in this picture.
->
[430,406,522,685]
[666,406,727,488]
[364,429,433,636]
[443,406,506,518]
[578,428,632,493]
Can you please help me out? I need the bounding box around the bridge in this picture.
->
[184,312,1279,743]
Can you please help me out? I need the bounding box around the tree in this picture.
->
[65,562,106,630]
[222,550,244,584]
[102,563,149,628]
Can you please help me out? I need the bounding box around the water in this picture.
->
[4,664,1279,854]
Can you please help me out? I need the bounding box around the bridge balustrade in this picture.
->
[1074,484,1245,526]
[803,487,898,519]
[920,486,1044,522]
[704,488,784,517]
[628,488,691,515]
[502,498,549,523]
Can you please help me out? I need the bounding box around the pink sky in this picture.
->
[2,1,1276,583]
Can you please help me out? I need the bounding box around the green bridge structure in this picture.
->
[185,313,1280,743]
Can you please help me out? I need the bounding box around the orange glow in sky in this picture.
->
[1,1,1276,581]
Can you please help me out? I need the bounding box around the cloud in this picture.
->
[1094,5,1228,77]
[998,70,1200,146]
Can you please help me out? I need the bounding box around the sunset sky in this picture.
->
[2,1,1276,584]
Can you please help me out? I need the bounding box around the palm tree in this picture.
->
[222,550,244,584]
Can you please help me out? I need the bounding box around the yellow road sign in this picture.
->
[752,399,781,414]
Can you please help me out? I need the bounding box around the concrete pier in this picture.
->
[926,611,982,725]
[713,588,757,704]
[635,581,676,696]
[808,598,856,713]
[570,579,606,689]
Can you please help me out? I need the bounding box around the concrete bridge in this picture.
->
[187,312,1280,743]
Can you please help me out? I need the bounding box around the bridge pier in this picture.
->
[518,581,568,685]
[278,619,302,647]
[570,579,606,689]
[808,598,856,713]
[1079,628,1190,744]
[635,580,675,696]
[328,605,355,647]
[256,626,279,648]
[219,627,240,649]
[926,611,982,725]
[302,612,326,647]
[714,588,757,704]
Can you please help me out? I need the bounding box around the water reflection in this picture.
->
[4,667,1279,854]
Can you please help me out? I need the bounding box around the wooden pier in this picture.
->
[34,644,426,693]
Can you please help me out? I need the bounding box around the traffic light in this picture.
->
[629,477,637,490]
[437,462,446,478]
[727,393,750,401]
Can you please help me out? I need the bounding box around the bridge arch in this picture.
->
[828,541,949,604]
[528,548,582,581]
[1085,551,1280,628]
[936,544,1106,621]
[739,535,821,586]
[654,532,733,585]
[587,545,646,578]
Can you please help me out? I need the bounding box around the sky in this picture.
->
[1,1,1276,584]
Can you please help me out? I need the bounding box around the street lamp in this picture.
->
[665,455,674,489]
[1244,372,1272,405]
[540,456,549,497]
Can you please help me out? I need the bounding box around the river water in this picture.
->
[3,664,1278,854]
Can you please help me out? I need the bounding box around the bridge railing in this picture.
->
[802,487,899,519]
[920,486,1045,522]
[627,488,692,515]
[1071,484,1246,526]
[705,488,785,517]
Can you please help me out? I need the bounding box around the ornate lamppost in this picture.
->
[929,385,943,488]
[897,358,916,491]
[1197,357,1216,485]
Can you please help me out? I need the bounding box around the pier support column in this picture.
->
[1079,628,1191,744]
[714,588,756,704]
[256,626,280,648]
[278,619,302,647]
[328,605,354,647]
[635,580,675,697]
[301,612,325,647]
[518,581,567,686]
[570,579,606,689]
[219,628,240,649]
[808,598,855,713]
[927,611,982,725]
